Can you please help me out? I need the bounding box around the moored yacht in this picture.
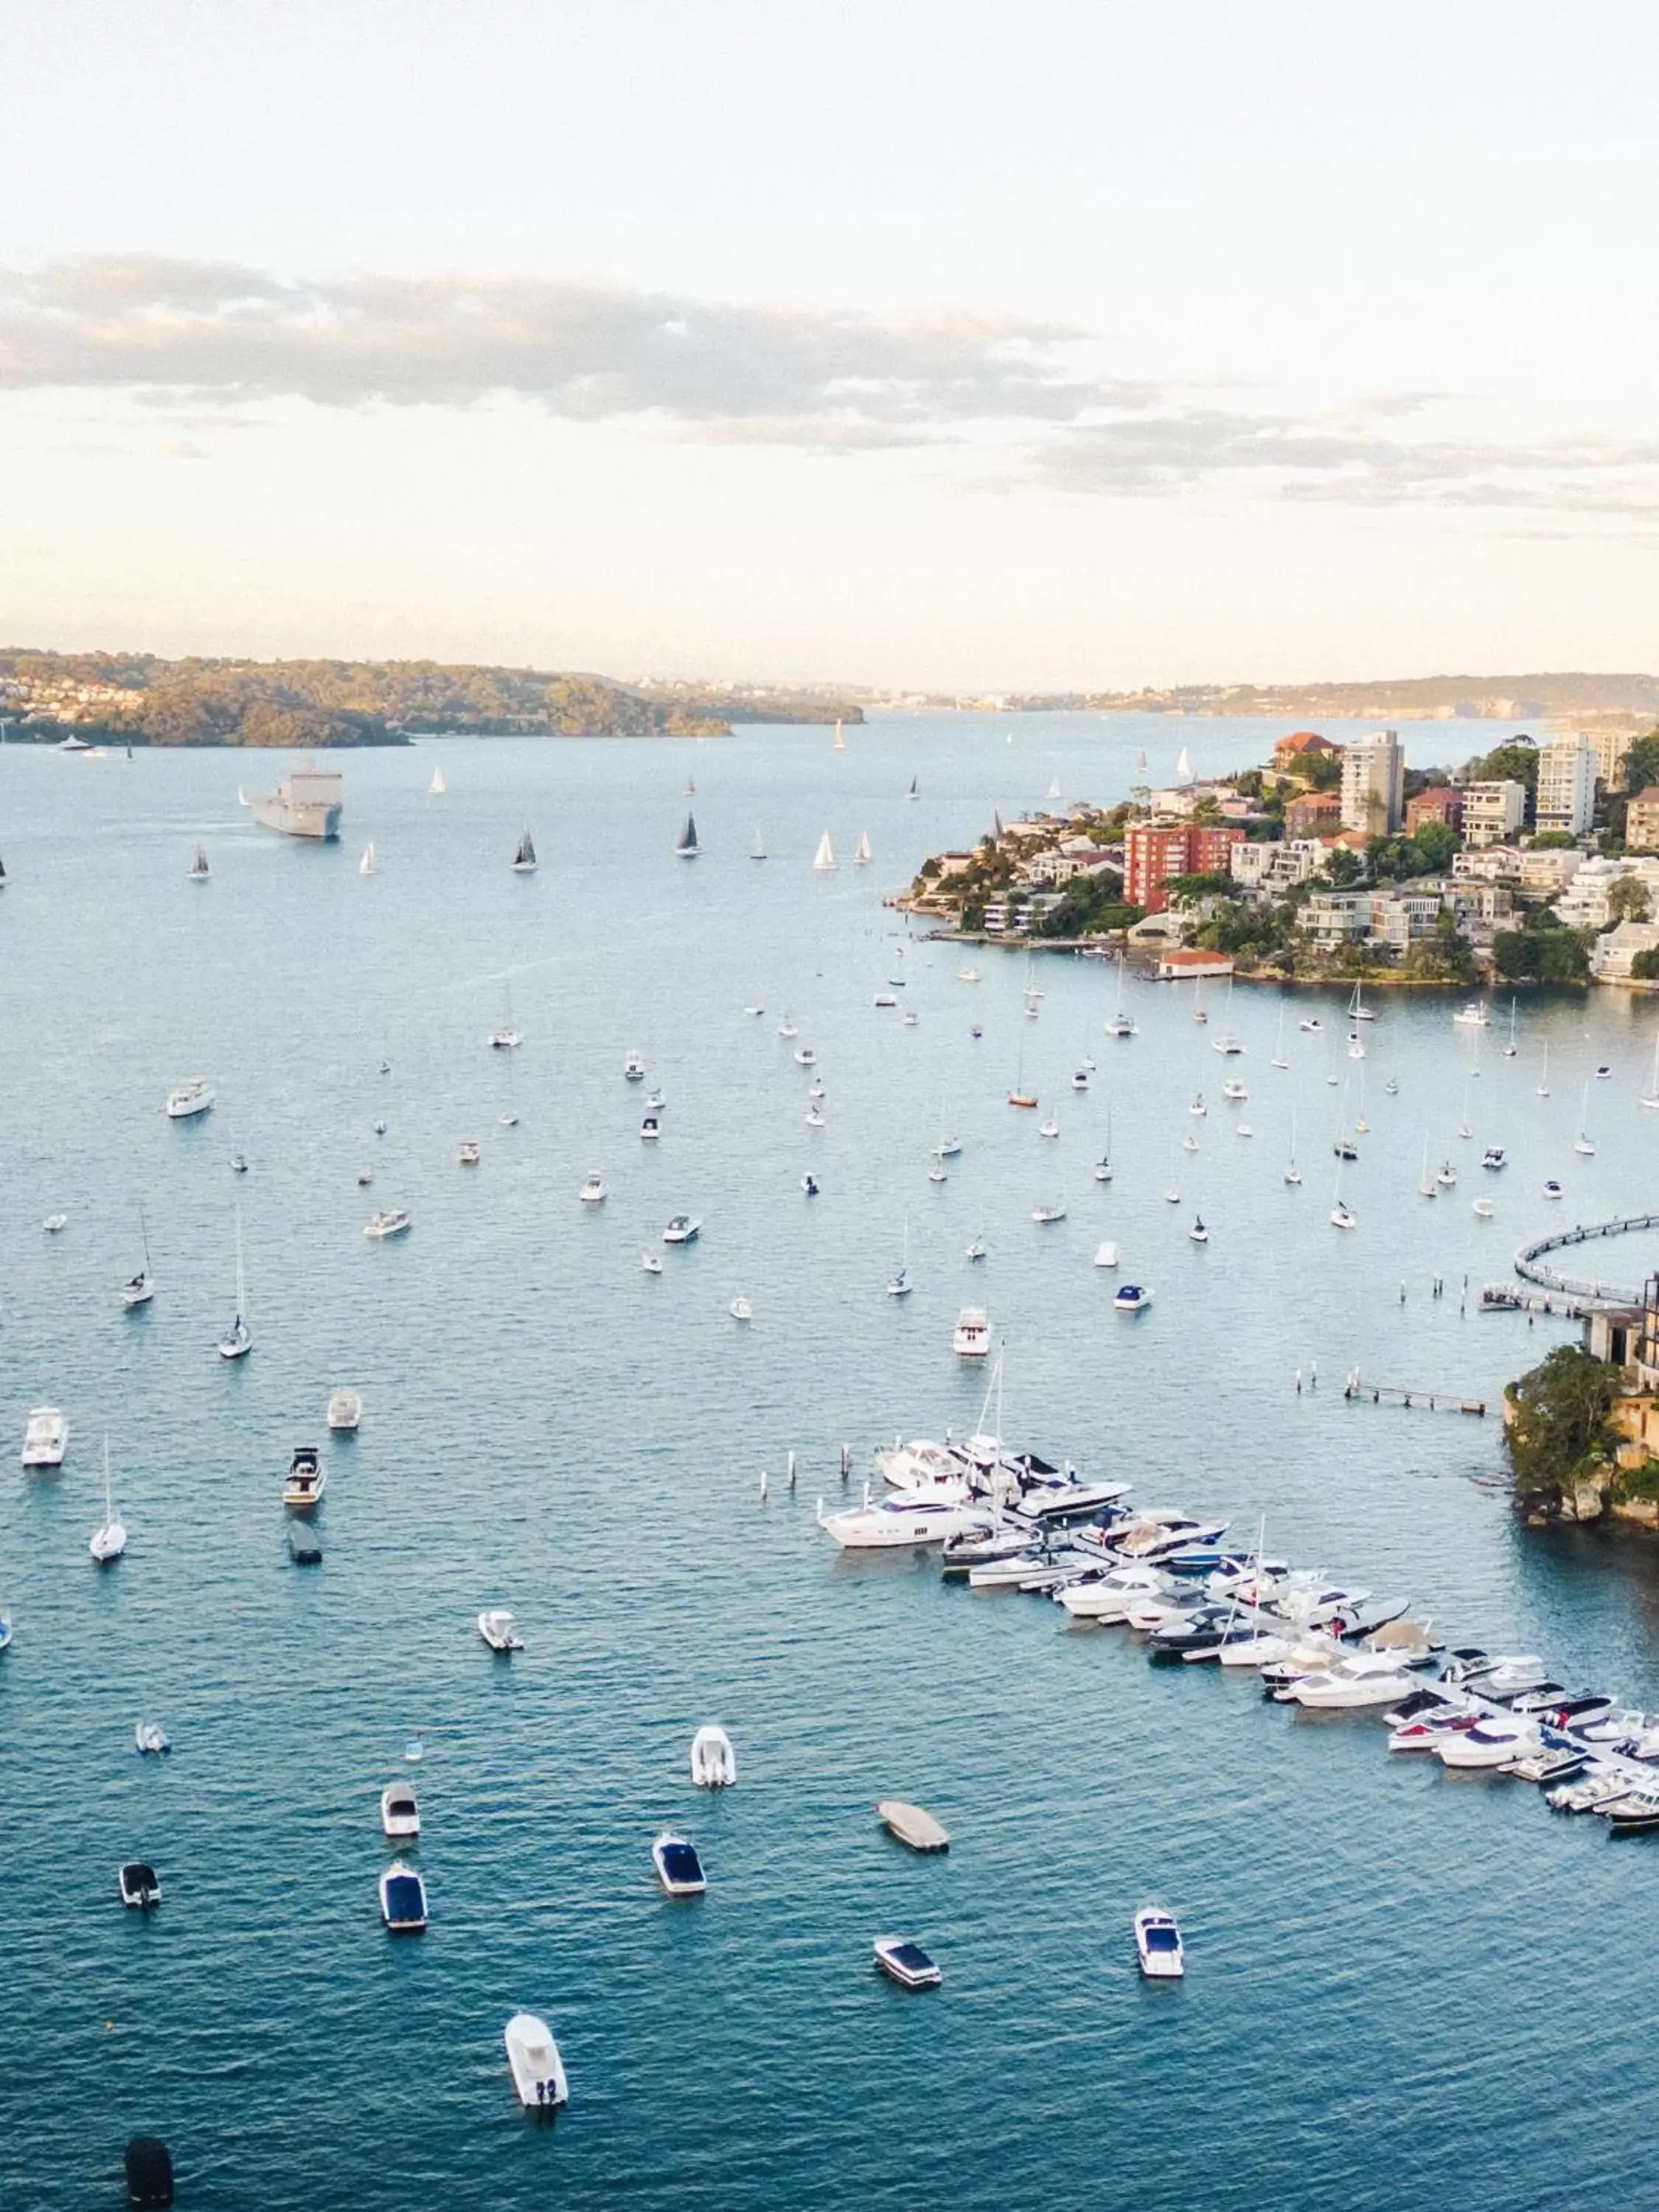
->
[364,1208,412,1239]
[815,1490,995,1550]
[282,1447,326,1512]
[653,1832,707,1895]
[952,1307,990,1357]
[479,1608,524,1652]
[380,1782,420,1838]
[327,1388,363,1432]
[874,1935,942,1989]
[21,1406,68,1468]
[89,1437,127,1563]
[165,1077,215,1119]
[1134,1908,1184,1979]
[689,1724,737,1788]
[663,1214,701,1244]
[380,1859,428,1930]
[505,2012,568,2110]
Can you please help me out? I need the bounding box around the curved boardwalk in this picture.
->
[1510,1212,1659,1307]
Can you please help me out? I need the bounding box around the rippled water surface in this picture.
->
[4,715,1659,2208]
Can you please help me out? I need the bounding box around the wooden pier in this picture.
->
[1343,1368,1486,1416]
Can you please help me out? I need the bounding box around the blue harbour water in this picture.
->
[4,714,1659,2208]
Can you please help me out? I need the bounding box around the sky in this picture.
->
[1,0,1658,689]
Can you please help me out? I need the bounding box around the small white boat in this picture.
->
[1113,1283,1151,1312]
[641,1114,661,1141]
[689,1724,737,1788]
[119,1861,162,1910]
[42,1212,66,1234]
[952,1306,990,1357]
[806,1106,825,1127]
[965,1236,987,1261]
[1472,1197,1495,1220]
[282,1447,325,1512]
[1221,1079,1248,1102]
[489,1026,521,1050]
[1093,1240,1119,1268]
[794,1046,817,1067]
[1135,1908,1184,1978]
[327,1389,362,1432]
[1543,1179,1564,1200]
[364,1208,412,1239]
[1453,1001,1489,1027]
[728,1295,753,1323]
[380,1782,420,1838]
[1038,1117,1060,1139]
[958,967,981,983]
[874,991,897,1008]
[751,828,768,860]
[89,1437,127,1563]
[625,1051,646,1081]
[653,1831,707,1895]
[1188,1217,1209,1244]
[641,1249,664,1274]
[578,1174,607,1205]
[876,1800,951,1851]
[359,841,378,875]
[1330,1201,1356,1231]
[165,1077,215,1119]
[21,1406,68,1468]
[1437,1722,1539,1769]
[874,1935,942,1989]
[479,1608,524,1652]
[663,1214,701,1244]
[380,1859,428,1930]
[457,1139,481,1166]
[428,768,446,796]
[776,1018,798,1038]
[504,2011,568,2110]
[1032,1203,1066,1223]
[134,1722,170,1756]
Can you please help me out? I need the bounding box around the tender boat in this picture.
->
[1031,1202,1066,1224]
[364,1208,412,1239]
[282,1447,325,1512]
[579,1174,607,1205]
[165,1077,215,1119]
[663,1214,701,1244]
[874,1936,942,1989]
[327,1389,362,1432]
[43,1211,66,1233]
[874,1800,950,1851]
[728,1295,753,1323]
[21,1406,68,1468]
[134,1721,171,1756]
[457,1139,481,1166]
[380,1859,428,1930]
[479,1608,524,1652]
[381,1782,420,1838]
[952,1307,991,1358]
[641,1113,661,1140]
[504,2011,568,2110]
[1113,1283,1151,1312]
[119,1862,161,1910]
[689,1724,737,1788]
[653,1832,706,1895]
[1134,1908,1185,1979]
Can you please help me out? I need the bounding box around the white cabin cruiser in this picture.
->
[578,1175,607,1205]
[1134,1909,1184,1979]
[364,1208,412,1239]
[689,1724,737,1788]
[21,1406,68,1468]
[662,1214,701,1244]
[380,1782,420,1838]
[504,2012,568,2110]
[653,1832,707,1896]
[165,1077,215,1119]
[327,1389,362,1432]
[1057,1566,1170,1622]
[953,1307,991,1358]
[479,1608,524,1652]
[816,1491,995,1550]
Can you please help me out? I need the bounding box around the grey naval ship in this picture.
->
[251,762,344,841]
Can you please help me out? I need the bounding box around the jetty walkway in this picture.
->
[1486,1211,1659,1314]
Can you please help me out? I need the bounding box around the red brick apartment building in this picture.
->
[1125,821,1245,914]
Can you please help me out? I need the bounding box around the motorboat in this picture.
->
[641,1250,664,1275]
[363,1207,411,1239]
[886,1267,912,1298]
[1093,1155,1113,1182]
[1071,1069,1090,1091]
[282,1447,326,1512]
[953,1307,991,1358]
[1578,1706,1649,1745]
[119,1862,161,1910]
[1014,1477,1132,1525]
[728,1295,753,1322]
[125,2138,174,2208]
[489,1025,522,1050]
[1038,1117,1060,1138]
[802,1174,821,1197]
[43,1211,66,1233]
[653,1832,706,1896]
[1388,1712,1484,1754]
[380,1859,428,1930]
[1602,1792,1659,1834]
[1436,1722,1539,1768]
[479,1608,524,1652]
[1481,1147,1507,1171]
[935,1135,962,1158]
[794,1046,817,1067]
[229,1153,248,1175]
[641,1113,661,1141]
[1093,1241,1119,1268]
[874,991,897,1009]
[874,1936,942,1989]
[927,1161,946,1184]
[1133,1909,1184,1979]
[1548,1768,1631,1814]
[1455,1655,1548,1700]
[21,1406,68,1468]
[876,1437,970,1491]
[1453,1002,1490,1027]
[644,1088,667,1110]
[1221,1079,1248,1102]
[1543,1180,1564,1200]
[1329,1201,1356,1231]
[625,1051,646,1080]
[457,1139,481,1166]
[1299,1018,1322,1032]
[1113,1283,1150,1312]
[134,1722,171,1756]
[287,1525,323,1565]
[875,1801,950,1851]
[1472,1198,1495,1220]
[959,966,981,983]
[816,1492,995,1550]
[966,1235,987,1261]
[1031,1203,1066,1224]
[776,1018,798,1037]
[1057,1566,1170,1622]
[380,1783,420,1838]
[327,1389,363,1432]
[1108,1513,1228,1562]
[1289,1658,1421,1708]
[689,1724,737,1788]
[1189,1093,1207,1117]
[89,1439,127,1563]
[164,1077,215,1119]
[504,2011,568,2110]
[1188,1217,1208,1244]
[662,1215,701,1244]
[578,1174,607,1205]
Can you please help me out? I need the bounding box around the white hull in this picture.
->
[505,2012,568,2109]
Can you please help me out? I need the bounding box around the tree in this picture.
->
[1409,820,1458,872]
[1624,729,1659,796]
[1530,830,1578,851]
[1320,846,1366,887]
[1471,738,1540,793]
[1607,875,1652,925]
[1632,947,1659,980]
[1301,749,1343,792]
[1505,1344,1618,1506]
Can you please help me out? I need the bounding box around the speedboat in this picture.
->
[364,1208,412,1239]
[816,1492,995,1550]
[1437,1722,1539,1768]
[380,1782,420,1838]
[1481,1147,1507,1171]
[287,1525,323,1565]
[641,1250,664,1274]
[282,1447,326,1512]
[801,1174,821,1197]
[479,1608,524,1652]
[489,1026,522,1050]
[1031,1203,1066,1224]
[1134,1909,1184,1979]
[1543,1180,1564,1200]
[1113,1283,1150,1312]
[380,1859,428,1930]
[641,1114,661,1141]
[953,1307,991,1358]
[164,1077,215,1119]
[662,1215,701,1243]
[728,1295,753,1322]
[793,1046,817,1067]
[1057,1566,1170,1621]
[1603,1792,1659,1834]
[1189,1217,1208,1244]
[874,991,897,1009]
[874,1936,942,1989]
[134,1721,170,1756]
[43,1211,66,1233]
[21,1406,68,1468]
[504,2012,568,2110]
[457,1139,481,1166]
[653,1832,706,1896]
[689,1725,737,1788]
[624,1051,646,1081]
[327,1389,363,1432]
[1071,1070,1090,1091]
[119,1862,161,1910]
[1221,1079,1248,1101]
[1093,1241,1119,1268]
[578,1174,607,1204]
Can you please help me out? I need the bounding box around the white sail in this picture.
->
[833,719,846,751]
[813,831,837,872]
[854,830,871,865]
[1047,778,1061,800]
[1135,749,1148,771]
[360,841,378,876]
[1175,746,1194,782]
[512,828,538,872]
[428,768,445,796]
[752,827,768,859]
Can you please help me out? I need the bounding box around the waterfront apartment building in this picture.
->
[1535,734,1596,836]
[1625,787,1659,854]
[1124,821,1244,914]
[1339,728,1404,835]
[1228,837,1326,898]
[1461,779,1527,847]
[1405,786,1463,834]
[1284,790,1341,838]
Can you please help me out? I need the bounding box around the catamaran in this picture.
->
[511,828,538,873]
[218,1206,251,1360]
[677,812,699,858]
[813,830,836,872]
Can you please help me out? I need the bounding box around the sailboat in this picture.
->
[1574,1080,1596,1155]
[218,1206,251,1360]
[1047,777,1062,801]
[1348,980,1374,1024]
[1537,1040,1550,1097]
[489,978,522,1050]
[1456,1074,1472,1140]
[1354,1065,1369,1135]
[1212,973,1243,1055]
[751,827,768,860]
[1008,1022,1037,1109]
[1330,1153,1356,1230]
[1503,997,1518,1057]
[121,1203,155,1309]
[907,775,919,801]
[677,813,699,858]
[1283,1107,1302,1185]
[237,786,250,807]
[886,1214,913,1298]
[683,774,696,797]
[359,841,378,876]
[511,828,538,873]
[1270,1004,1289,1069]
[428,767,445,796]
[1642,1029,1659,1111]
[187,844,209,880]
[1417,1135,1437,1198]
[1105,959,1137,1037]
[813,831,837,872]
[1135,748,1148,772]
[833,719,846,752]
[89,1438,127,1564]
[853,830,871,866]
[0,854,6,886]
[1094,1108,1113,1181]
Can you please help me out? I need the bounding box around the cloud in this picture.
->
[1,256,1657,524]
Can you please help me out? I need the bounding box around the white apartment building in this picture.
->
[1589,724,1634,793]
[1515,846,1585,897]
[1228,838,1326,897]
[1535,734,1596,836]
[1339,728,1405,835]
[1553,855,1659,932]
[1461,779,1526,848]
